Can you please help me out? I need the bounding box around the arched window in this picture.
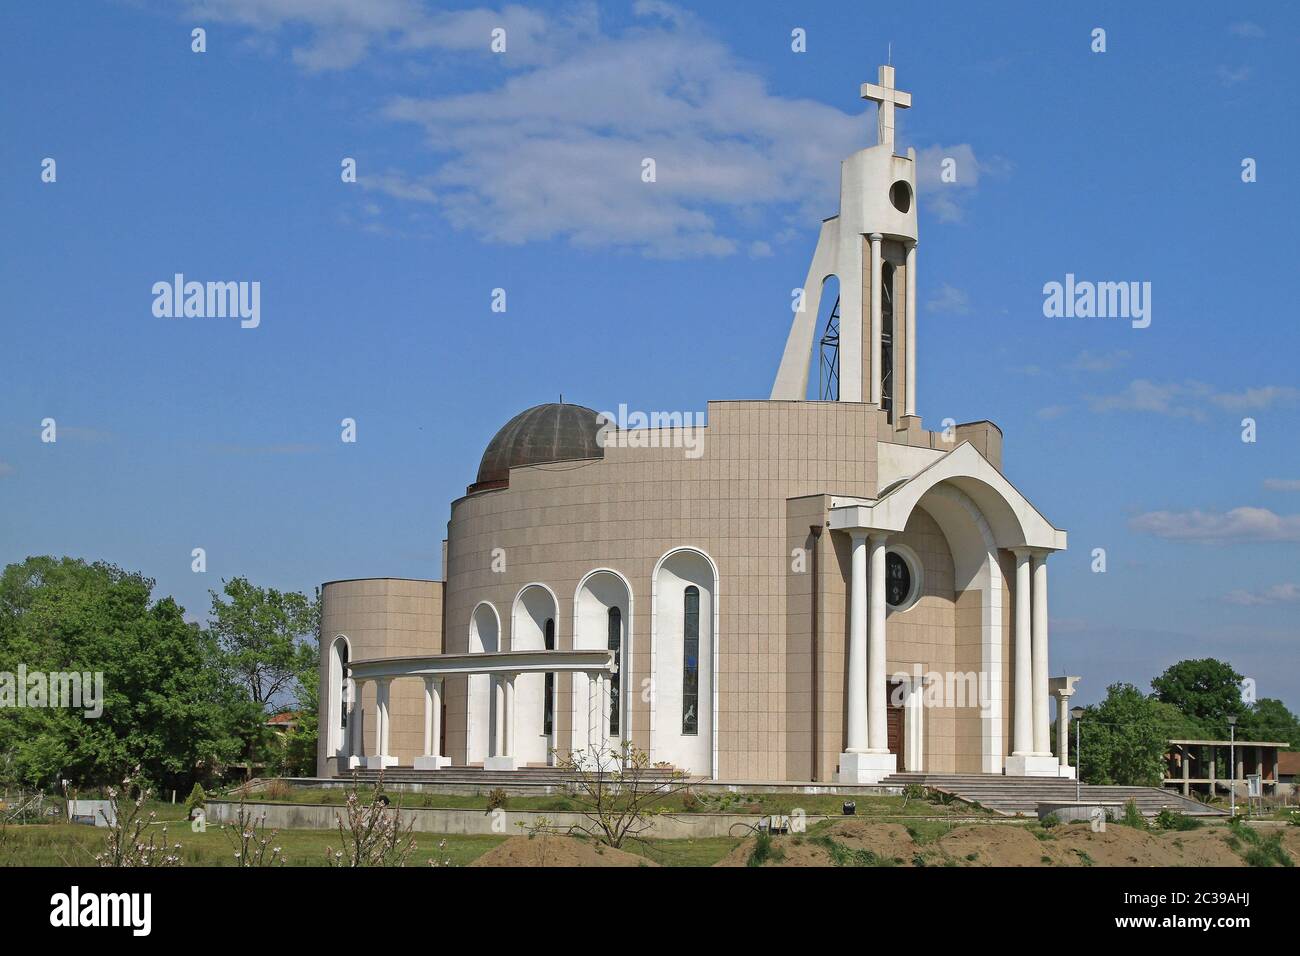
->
[338,641,349,731]
[543,617,555,736]
[607,607,622,736]
[881,261,895,419]
[682,586,700,735]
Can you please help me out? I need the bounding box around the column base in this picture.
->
[836,751,897,784]
[365,754,398,770]
[1057,764,1076,780]
[414,755,452,770]
[1004,754,1061,777]
[344,755,362,770]
[483,756,516,771]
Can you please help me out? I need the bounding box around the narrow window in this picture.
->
[682,586,699,735]
[607,607,622,736]
[543,618,555,736]
[338,642,349,730]
[881,261,895,419]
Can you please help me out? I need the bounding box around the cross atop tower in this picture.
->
[861,64,911,150]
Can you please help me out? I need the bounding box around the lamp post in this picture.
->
[1227,715,1238,818]
[1070,706,1085,802]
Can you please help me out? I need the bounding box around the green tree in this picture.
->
[0,556,244,792]
[1074,683,1171,786]
[1150,658,1246,731]
[208,578,319,707]
[1239,698,1300,748]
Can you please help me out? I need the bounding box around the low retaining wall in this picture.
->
[206,800,829,839]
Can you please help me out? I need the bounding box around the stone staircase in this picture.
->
[306,765,681,796]
[880,772,1225,818]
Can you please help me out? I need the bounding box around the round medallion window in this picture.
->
[885,547,922,611]
[889,180,912,214]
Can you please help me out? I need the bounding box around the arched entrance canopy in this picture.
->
[829,441,1066,551]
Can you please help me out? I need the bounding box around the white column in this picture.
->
[371,680,383,758]
[867,532,889,754]
[416,677,445,770]
[432,678,443,760]
[492,675,504,757]
[869,233,883,406]
[378,679,391,759]
[422,677,435,757]
[1056,691,1072,767]
[1011,549,1033,756]
[503,673,516,758]
[903,679,925,771]
[845,531,868,753]
[1031,552,1051,756]
[905,240,917,417]
[366,678,395,769]
[347,681,362,767]
[587,672,598,750]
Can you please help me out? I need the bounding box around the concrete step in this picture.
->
[880,772,1225,817]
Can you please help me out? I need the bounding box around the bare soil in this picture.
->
[469,833,657,867]
[723,819,1291,867]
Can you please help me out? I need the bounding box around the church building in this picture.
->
[317,66,1075,785]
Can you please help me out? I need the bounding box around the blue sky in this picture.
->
[2,1,1297,709]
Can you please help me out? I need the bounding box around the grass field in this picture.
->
[239,786,987,819]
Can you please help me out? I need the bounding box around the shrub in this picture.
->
[486,788,508,811]
[264,779,293,801]
[185,783,206,815]
[1040,813,1061,829]
[748,830,784,867]
[1154,809,1203,831]
[1118,799,1147,830]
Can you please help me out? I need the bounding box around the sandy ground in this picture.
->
[470,834,657,867]
[723,820,1295,867]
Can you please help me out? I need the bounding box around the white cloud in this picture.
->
[926,283,971,315]
[361,170,438,204]
[1217,65,1251,87]
[914,144,1011,223]
[1069,349,1131,373]
[190,2,999,257]
[1224,583,1300,606]
[187,0,559,71]
[1086,379,1299,421]
[1130,507,1300,543]
[1229,21,1266,39]
[1264,478,1300,492]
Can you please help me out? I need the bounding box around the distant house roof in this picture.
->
[266,712,299,727]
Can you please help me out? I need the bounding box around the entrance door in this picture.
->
[886,681,905,771]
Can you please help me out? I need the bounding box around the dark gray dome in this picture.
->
[471,403,604,493]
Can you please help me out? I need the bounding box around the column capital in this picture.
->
[906,238,917,249]
[868,231,883,242]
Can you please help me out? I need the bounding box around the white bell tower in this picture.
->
[771,64,919,423]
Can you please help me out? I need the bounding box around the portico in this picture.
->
[345,649,616,772]
[830,441,1068,783]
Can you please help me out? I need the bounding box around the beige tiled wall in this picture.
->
[317,396,1016,782]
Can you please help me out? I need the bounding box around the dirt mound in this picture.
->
[935,824,1059,866]
[470,834,656,867]
[716,821,917,867]
[1156,827,1245,867]
[1055,822,1190,868]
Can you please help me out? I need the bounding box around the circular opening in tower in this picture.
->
[889,180,912,214]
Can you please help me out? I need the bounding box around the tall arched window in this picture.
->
[607,607,622,736]
[338,641,349,731]
[543,617,555,736]
[682,586,700,735]
[881,261,895,419]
